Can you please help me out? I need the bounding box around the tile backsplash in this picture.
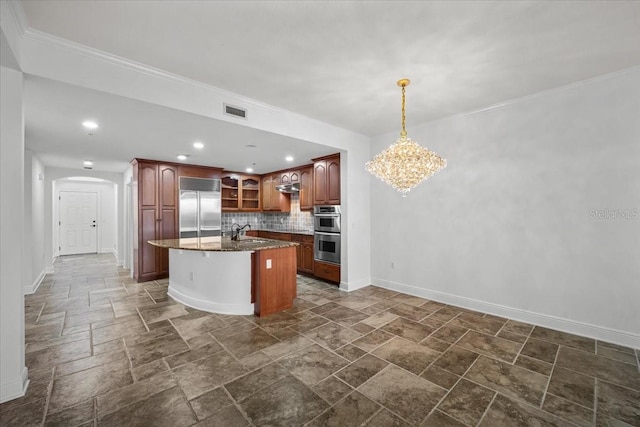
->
[221,193,313,233]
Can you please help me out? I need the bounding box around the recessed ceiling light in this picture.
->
[177,154,188,161]
[82,121,98,130]
[246,167,254,173]
[285,156,294,162]
[193,141,204,149]
[83,160,93,166]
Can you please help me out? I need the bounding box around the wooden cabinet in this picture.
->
[241,176,261,210]
[299,165,313,211]
[281,170,300,185]
[312,154,340,205]
[314,260,340,284]
[132,159,178,282]
[292,233,314,274]
[252,246,297,317]
[261,174,291,212]
[178,165,222,180]
[221,173,261,211]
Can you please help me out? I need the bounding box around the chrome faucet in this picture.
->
[230,223,251,241]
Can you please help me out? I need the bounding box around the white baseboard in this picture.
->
[371,277,640,350]
[112,249,124,266]
[340,276,371,292]
[46,256,56,274]
[0,367,29,404]
[23,269,46,295]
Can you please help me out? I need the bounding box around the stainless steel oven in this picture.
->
[314,205,341,264]
[314,232,341,264]
[313,205,341,233]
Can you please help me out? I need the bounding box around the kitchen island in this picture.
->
[148,236,298,317]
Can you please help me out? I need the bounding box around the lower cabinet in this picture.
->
[292,234,314,274]
[313,260,340,284]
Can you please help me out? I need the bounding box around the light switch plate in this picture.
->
[266,259,272,269]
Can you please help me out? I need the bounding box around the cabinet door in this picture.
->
[280,172,290,185]
[289,171,300,183]
[302,243,314,273]
[158,208,176,274]
[139,163,158,208]
[313,161,327,205]
[159,165,178,209]
[299,167,313,210]
[327,157,340,205]
[140,208,158,276]
[270,175,281,211]
[295,244,302,270]
[261,176,272,210]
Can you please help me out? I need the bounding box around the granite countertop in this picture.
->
[148,236,298,252]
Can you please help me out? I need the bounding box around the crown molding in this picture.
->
[6,0,28,36]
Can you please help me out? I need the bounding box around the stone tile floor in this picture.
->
[1,253,639,426]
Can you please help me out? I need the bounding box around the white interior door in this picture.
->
[59,191,98,255]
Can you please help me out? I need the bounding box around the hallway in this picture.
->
[0,254,638,426]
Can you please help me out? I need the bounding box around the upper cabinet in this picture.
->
[178,165,222,180]
[312,154,340,205]
[262,174,290,212]
[241,177,261,211]
[281,170,300,185]
[299,165,313,211]
[222,173,261,211]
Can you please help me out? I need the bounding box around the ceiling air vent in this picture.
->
[224,103,247,119]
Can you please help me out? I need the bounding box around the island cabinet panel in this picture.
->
[299,166,313,211]
[132,159,179,282]
[252,246,297,317]
[312,154,340,205]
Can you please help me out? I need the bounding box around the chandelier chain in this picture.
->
[401,84,406,137]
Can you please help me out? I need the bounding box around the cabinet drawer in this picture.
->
[314,260,340,283]
[291,233,314,244]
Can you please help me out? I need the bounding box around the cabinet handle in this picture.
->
[156,218,162,222]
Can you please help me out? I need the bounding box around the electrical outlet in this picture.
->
[266,259,272,269]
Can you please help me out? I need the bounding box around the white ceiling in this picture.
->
[16,1,640,173]
[24,76,334,173]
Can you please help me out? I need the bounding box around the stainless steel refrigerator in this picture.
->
[179,177,222,238]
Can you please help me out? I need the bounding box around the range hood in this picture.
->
[275,183,300,193]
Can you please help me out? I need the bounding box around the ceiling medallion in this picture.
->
[366,79,446,196]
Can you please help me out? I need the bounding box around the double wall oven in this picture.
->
[314,205,341,265]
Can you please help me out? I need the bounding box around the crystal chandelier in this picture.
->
[366,79,446,196]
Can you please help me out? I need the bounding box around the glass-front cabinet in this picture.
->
[221,173,261,211]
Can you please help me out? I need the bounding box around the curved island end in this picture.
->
[148,236,298,317]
